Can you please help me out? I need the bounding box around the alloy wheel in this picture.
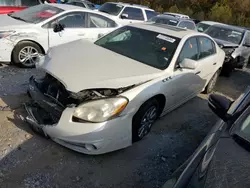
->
[138,106,158,138]
[18,46,39,67]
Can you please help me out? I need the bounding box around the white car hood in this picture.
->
[0,14,32,28]
[41,40,162,93]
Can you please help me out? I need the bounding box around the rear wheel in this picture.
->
[132,99,161,142]
[12,41,43,68]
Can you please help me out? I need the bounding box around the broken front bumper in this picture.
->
[25,77,132,155]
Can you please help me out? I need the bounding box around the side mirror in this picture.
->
[208,94,233,122]
[53,23,65,33]
[121,13,129,19]
[179,58,197,69]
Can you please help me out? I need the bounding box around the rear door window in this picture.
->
[145,10,158,20]
[121,7,144,21]
[87,13,117,28]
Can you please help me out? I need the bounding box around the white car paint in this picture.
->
[163,12,190,19]
[26,23,225,155]
[0,3,120,63]
[98,2,156,25]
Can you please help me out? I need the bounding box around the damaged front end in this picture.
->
[223,47,236,64]
[25,73,136,135]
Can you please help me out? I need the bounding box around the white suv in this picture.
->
[98,2,157,25]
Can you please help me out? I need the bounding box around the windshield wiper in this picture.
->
[8,14,28,23]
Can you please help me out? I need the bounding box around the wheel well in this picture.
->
[152,94,166,114]
[137,94,166,115]
[11,40,45,61]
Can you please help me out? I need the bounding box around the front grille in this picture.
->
[28,74,77,125]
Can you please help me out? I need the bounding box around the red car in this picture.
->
[0,0,56,14]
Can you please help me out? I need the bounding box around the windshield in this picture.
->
[8,4,63,24]
[94,26,180,70]
[196,23,210,32]
[205,26,244,45]
[148,16,179,26]
[98,3,123,16]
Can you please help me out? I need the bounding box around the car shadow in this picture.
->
[215,67,250,99]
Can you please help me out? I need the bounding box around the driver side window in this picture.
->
[178,37,199,64]
[51,12,86,28]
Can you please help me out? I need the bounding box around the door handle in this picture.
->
[195,71,201,75]
[213,62,217,65]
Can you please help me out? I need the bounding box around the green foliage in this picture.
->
[168,5,180,13]
[208,2,232,24]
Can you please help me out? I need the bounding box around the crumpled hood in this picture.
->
[214,38,239,48]
[0,14,32,28]
[41,40,163,93]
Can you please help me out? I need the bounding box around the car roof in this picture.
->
[163,12,189,18]
[105,2,154,11]
[212,24,246,32]
[67,0,94,3]
[49,3,118,20]
[130,23,198,38]
[199,21,225,26]
[154,14,194,22]
[49,3,87,10]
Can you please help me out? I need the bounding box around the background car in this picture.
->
[0,3,120,68]
[196,21,225,32]
[148,14,197,30]
[163,86,250,188]
[64,0,95,9]
[163,12,190,19]
[98,2,157,25]
[0,0,43,14]
[205,24,250,76]
[25,23,224,155]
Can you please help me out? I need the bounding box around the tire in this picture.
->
[12,41,43,68]
[132,98,161,142]
[203,70,219,94]
[221,65,233,77]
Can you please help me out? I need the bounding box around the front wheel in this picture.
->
[12,41,43,68]
[203,70,219,94]
[132,99,161,142]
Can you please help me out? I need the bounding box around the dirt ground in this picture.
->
[0,64,250,188]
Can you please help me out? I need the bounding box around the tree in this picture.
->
[209,2,232,24]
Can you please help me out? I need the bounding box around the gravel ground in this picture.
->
[0,64,250,188]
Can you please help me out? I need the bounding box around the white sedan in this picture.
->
[25,23,225,155]
[0,3,120,68]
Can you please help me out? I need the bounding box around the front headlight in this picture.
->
[73,97,129,123]
[0,31,15,39]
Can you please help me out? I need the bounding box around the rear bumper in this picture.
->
[25,77,132,155]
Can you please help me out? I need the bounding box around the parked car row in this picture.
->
[0,2,249,188]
